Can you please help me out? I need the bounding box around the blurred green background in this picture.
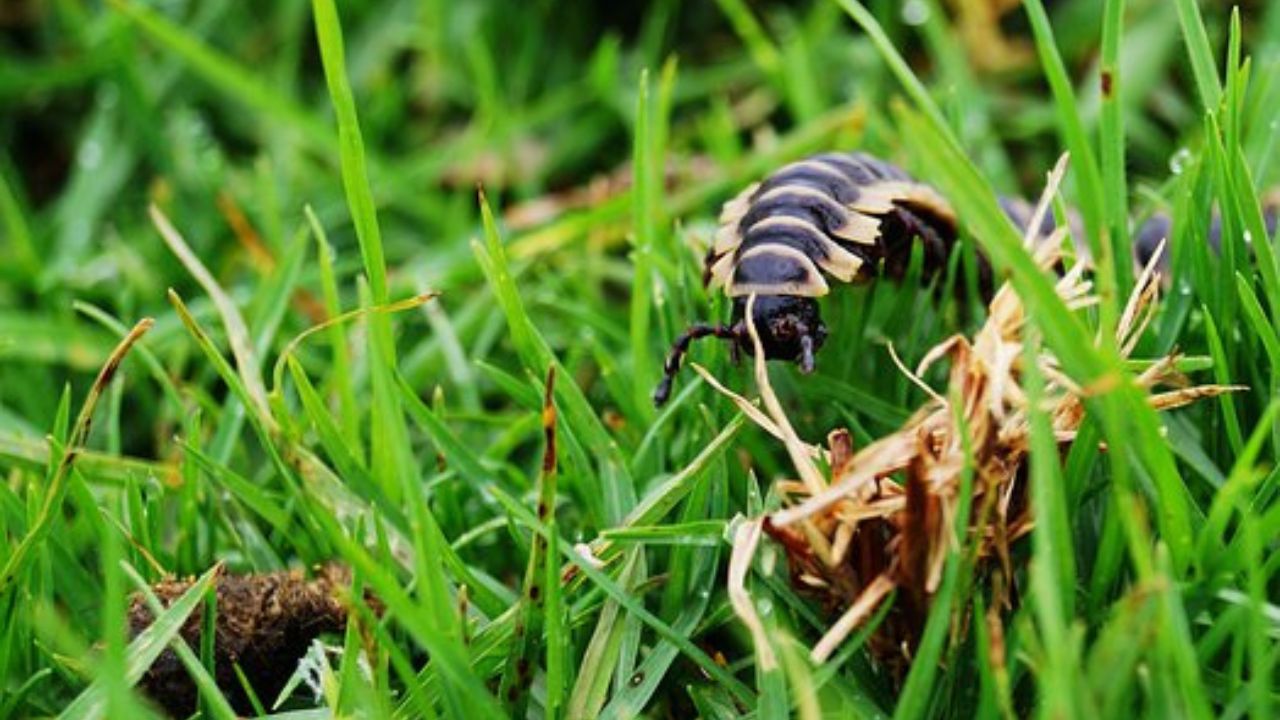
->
[5,0,1274,446]
[3,1,1280,717]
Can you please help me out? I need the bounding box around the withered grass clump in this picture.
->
[128,564,357,717]
[712,164,1237,679]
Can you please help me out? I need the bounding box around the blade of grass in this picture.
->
[166,290,300,492]
[100,508,136,718]
[1023,328,1081,715]
[1236,273,1280,367]
[487,483,756,707]
[892,379,979,718]
[56,563,220,720]
[287,358,374,494]
[0,318,153,595]
[1196,400,1279,573]
[0,158,39,278]
[308,495,506,717]
[630,69,658,419]
[474,193,636,523]
[1099,0,1133,292]
[1240,516,1273,719]
[150,206,272,426]
[109,0,333,152]
[498,368,558,716]
[567,549,638,720]
[544,521,566,720]
[311,0,413,506]
[1203,308,1244,453]
[120,564,238,720]
[601,425,723,719]
[304,206,362,454]
[713,0,782,80]
[1173,0,1224,110]
[178,441,291,533]
[72,302,184,417]
[1020,0,1115,314]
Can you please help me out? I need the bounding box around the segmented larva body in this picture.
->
[703,152,962,300]
[654,151,991,406]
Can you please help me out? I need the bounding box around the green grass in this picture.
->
[1,0,1279,717]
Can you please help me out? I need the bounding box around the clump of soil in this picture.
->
[128,564,358,717]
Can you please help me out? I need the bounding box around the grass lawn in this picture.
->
[1,0,1278,717]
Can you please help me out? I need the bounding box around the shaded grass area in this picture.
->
[1,0,1278,717]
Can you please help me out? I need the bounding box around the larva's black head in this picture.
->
[652,294,827,406]
[732,295,827,368]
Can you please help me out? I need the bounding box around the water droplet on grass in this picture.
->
[79,141,102,169]
[902,0,930,26]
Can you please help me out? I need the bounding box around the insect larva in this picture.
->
[654,151,1065,406]
[655,151,1280,407]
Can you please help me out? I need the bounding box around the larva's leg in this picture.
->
[654,323,743,406]
[882,205,953,283]
[890,204,997,300]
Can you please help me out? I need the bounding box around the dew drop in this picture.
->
[1169,148,1192,175]
[79,140,102,170]
[901,0,930,26]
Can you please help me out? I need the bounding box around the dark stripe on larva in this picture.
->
[732,249,816,286]
[711,150,1110,301]
[737,220,842,266]
[816,152,910,185]
[753,165,863,205]
[737,191,857,244]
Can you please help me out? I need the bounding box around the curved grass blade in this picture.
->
[0,318,153,595]
[57,563,221,720]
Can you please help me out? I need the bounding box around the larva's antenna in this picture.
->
[653,323,743,407]
[798,332,816,374]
